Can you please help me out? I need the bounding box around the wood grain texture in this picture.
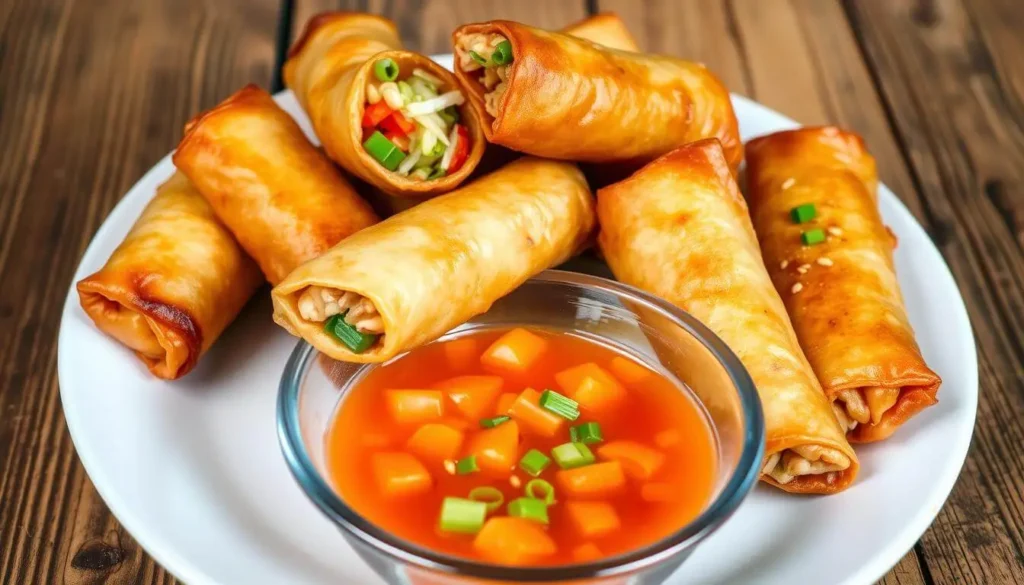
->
[846,0,1024,583]
[0,0,278,583]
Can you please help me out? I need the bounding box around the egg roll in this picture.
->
[452,21,741,173]
[284,12,486,198]
[271,157,595,363]
[597,139,858,494]
[173,84,379,285]
[76,173,263,380]
[745,127,940,443]
[561,12,639,51]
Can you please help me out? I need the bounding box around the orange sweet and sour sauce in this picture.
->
[326,327,717,566]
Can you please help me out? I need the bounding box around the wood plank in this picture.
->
[0,0,278,583]
[291,0,588,54]
[846,0,1024,583]
[879,550,930,585]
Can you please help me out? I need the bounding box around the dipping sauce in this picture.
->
[326,327,717,566]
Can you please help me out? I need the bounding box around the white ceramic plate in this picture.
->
[58,55,977,585]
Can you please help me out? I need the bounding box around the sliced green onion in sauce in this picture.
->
[456,455,480,475]
[539,389,580,421]
[507,497,549,524]
[468,486,504,512]
[551,442,595,470]
[524,478,556,505]
[491,40,513,65]
[374,58,399,82]
[519,449,551,477]
[572,422,603,445]
[323,313,378,353]
[439,497,487,534]
[480,415,511,429]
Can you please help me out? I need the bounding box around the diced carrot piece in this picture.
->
[641,482,676,503]
[572,543,603,563]
[371,452,432,498]
[507,388,564,438]
[555,363,627,414]
[405,423,464,464]
[565,501,621,539]
[361,433,393,448]
[384,390,445,425]
[556,461,626,499]
[597,441,665,481]
[473,517,557,566]
[443,337,479,371]
[495,392,517,415]
[433,375,504,420]
[654,428,683,449]
[466,420,519,476]
[437,416,471,432]
[608,355,653,385]
[480,328,548,375]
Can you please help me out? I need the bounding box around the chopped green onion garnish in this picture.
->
[480,415,511,428]
[790,203,817,224]
[491,40,513,65]
[324,313,379,353]
[362,131,407,171]
[469,51,487,65]
[539,389,580,421]
[802,228,827,246]
[524,479,555,505]
[456,455,479,475]
[551,442,595,470]
[507,497,548,524]
[572,422,603,445]
[468,486,504,512]
[519,449,551,477]
[439,497,487,534]
[397,80,415,103]
[374,58,399,82]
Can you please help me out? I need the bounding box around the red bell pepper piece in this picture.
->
[379,110,416,136]
[447,125,470,173]
[382,129,410,152]
[362,102,393,128]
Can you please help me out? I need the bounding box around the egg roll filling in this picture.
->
[363,59,471,180]
[761,445,852,485]
[296,285,384,351]
[835,387,901,430]
[454,33,512,117]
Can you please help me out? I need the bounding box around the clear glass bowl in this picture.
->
[278,270,764,584]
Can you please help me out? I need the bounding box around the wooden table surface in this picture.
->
[2,0,1022,583]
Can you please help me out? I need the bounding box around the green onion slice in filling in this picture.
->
[439,497,487,534]
[491,40,513,65]
[469,50,487,65]
[374,58,399,82]
[507,497,549,524]
[468,486,504,512]
[323,313,378,353]
[524,478,556,505]
[362,131,406,171]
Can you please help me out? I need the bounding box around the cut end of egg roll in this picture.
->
[271,157,595,363]
[561,12,640,52]
[76,173,262,380]
[452,21,742,172]
[745,126,941,444]
[284,13,486,198]
[597,139,858,494]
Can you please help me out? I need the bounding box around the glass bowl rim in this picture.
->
[277,269,765,581]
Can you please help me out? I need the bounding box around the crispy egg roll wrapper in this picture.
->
[173,85,379,285]
[76,173,263,380]
[561,12,640,51]
[452,21,741,172]
[272,157,595,363]
[597,139,858,494]
[283,12,486,198]
[745,127,940,443]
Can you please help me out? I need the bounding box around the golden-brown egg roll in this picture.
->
[173,84,379,285]
[561,12,639,51]
[745,127,940,443]
[76,173,263,380]
[452,21,741,172]
[597,139,858,494]
[284,12,486,198]
[271,157,595,363]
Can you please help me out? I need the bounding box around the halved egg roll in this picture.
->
[284,12,486,198]
[597,139,858,494]
[173,84,379,285]
[561,12,640,51]
[271,157,595,363]
[452,21,741,172]
[76,173,263,380]
[745,127,940,443]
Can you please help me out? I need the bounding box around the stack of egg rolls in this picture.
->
[76,173,263,380]
[271,157,595,363]
[452,21,741,173]
[596,139,858,494]
[284,12,486,198]
[745,127,940,443]
[173,84,380,285]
